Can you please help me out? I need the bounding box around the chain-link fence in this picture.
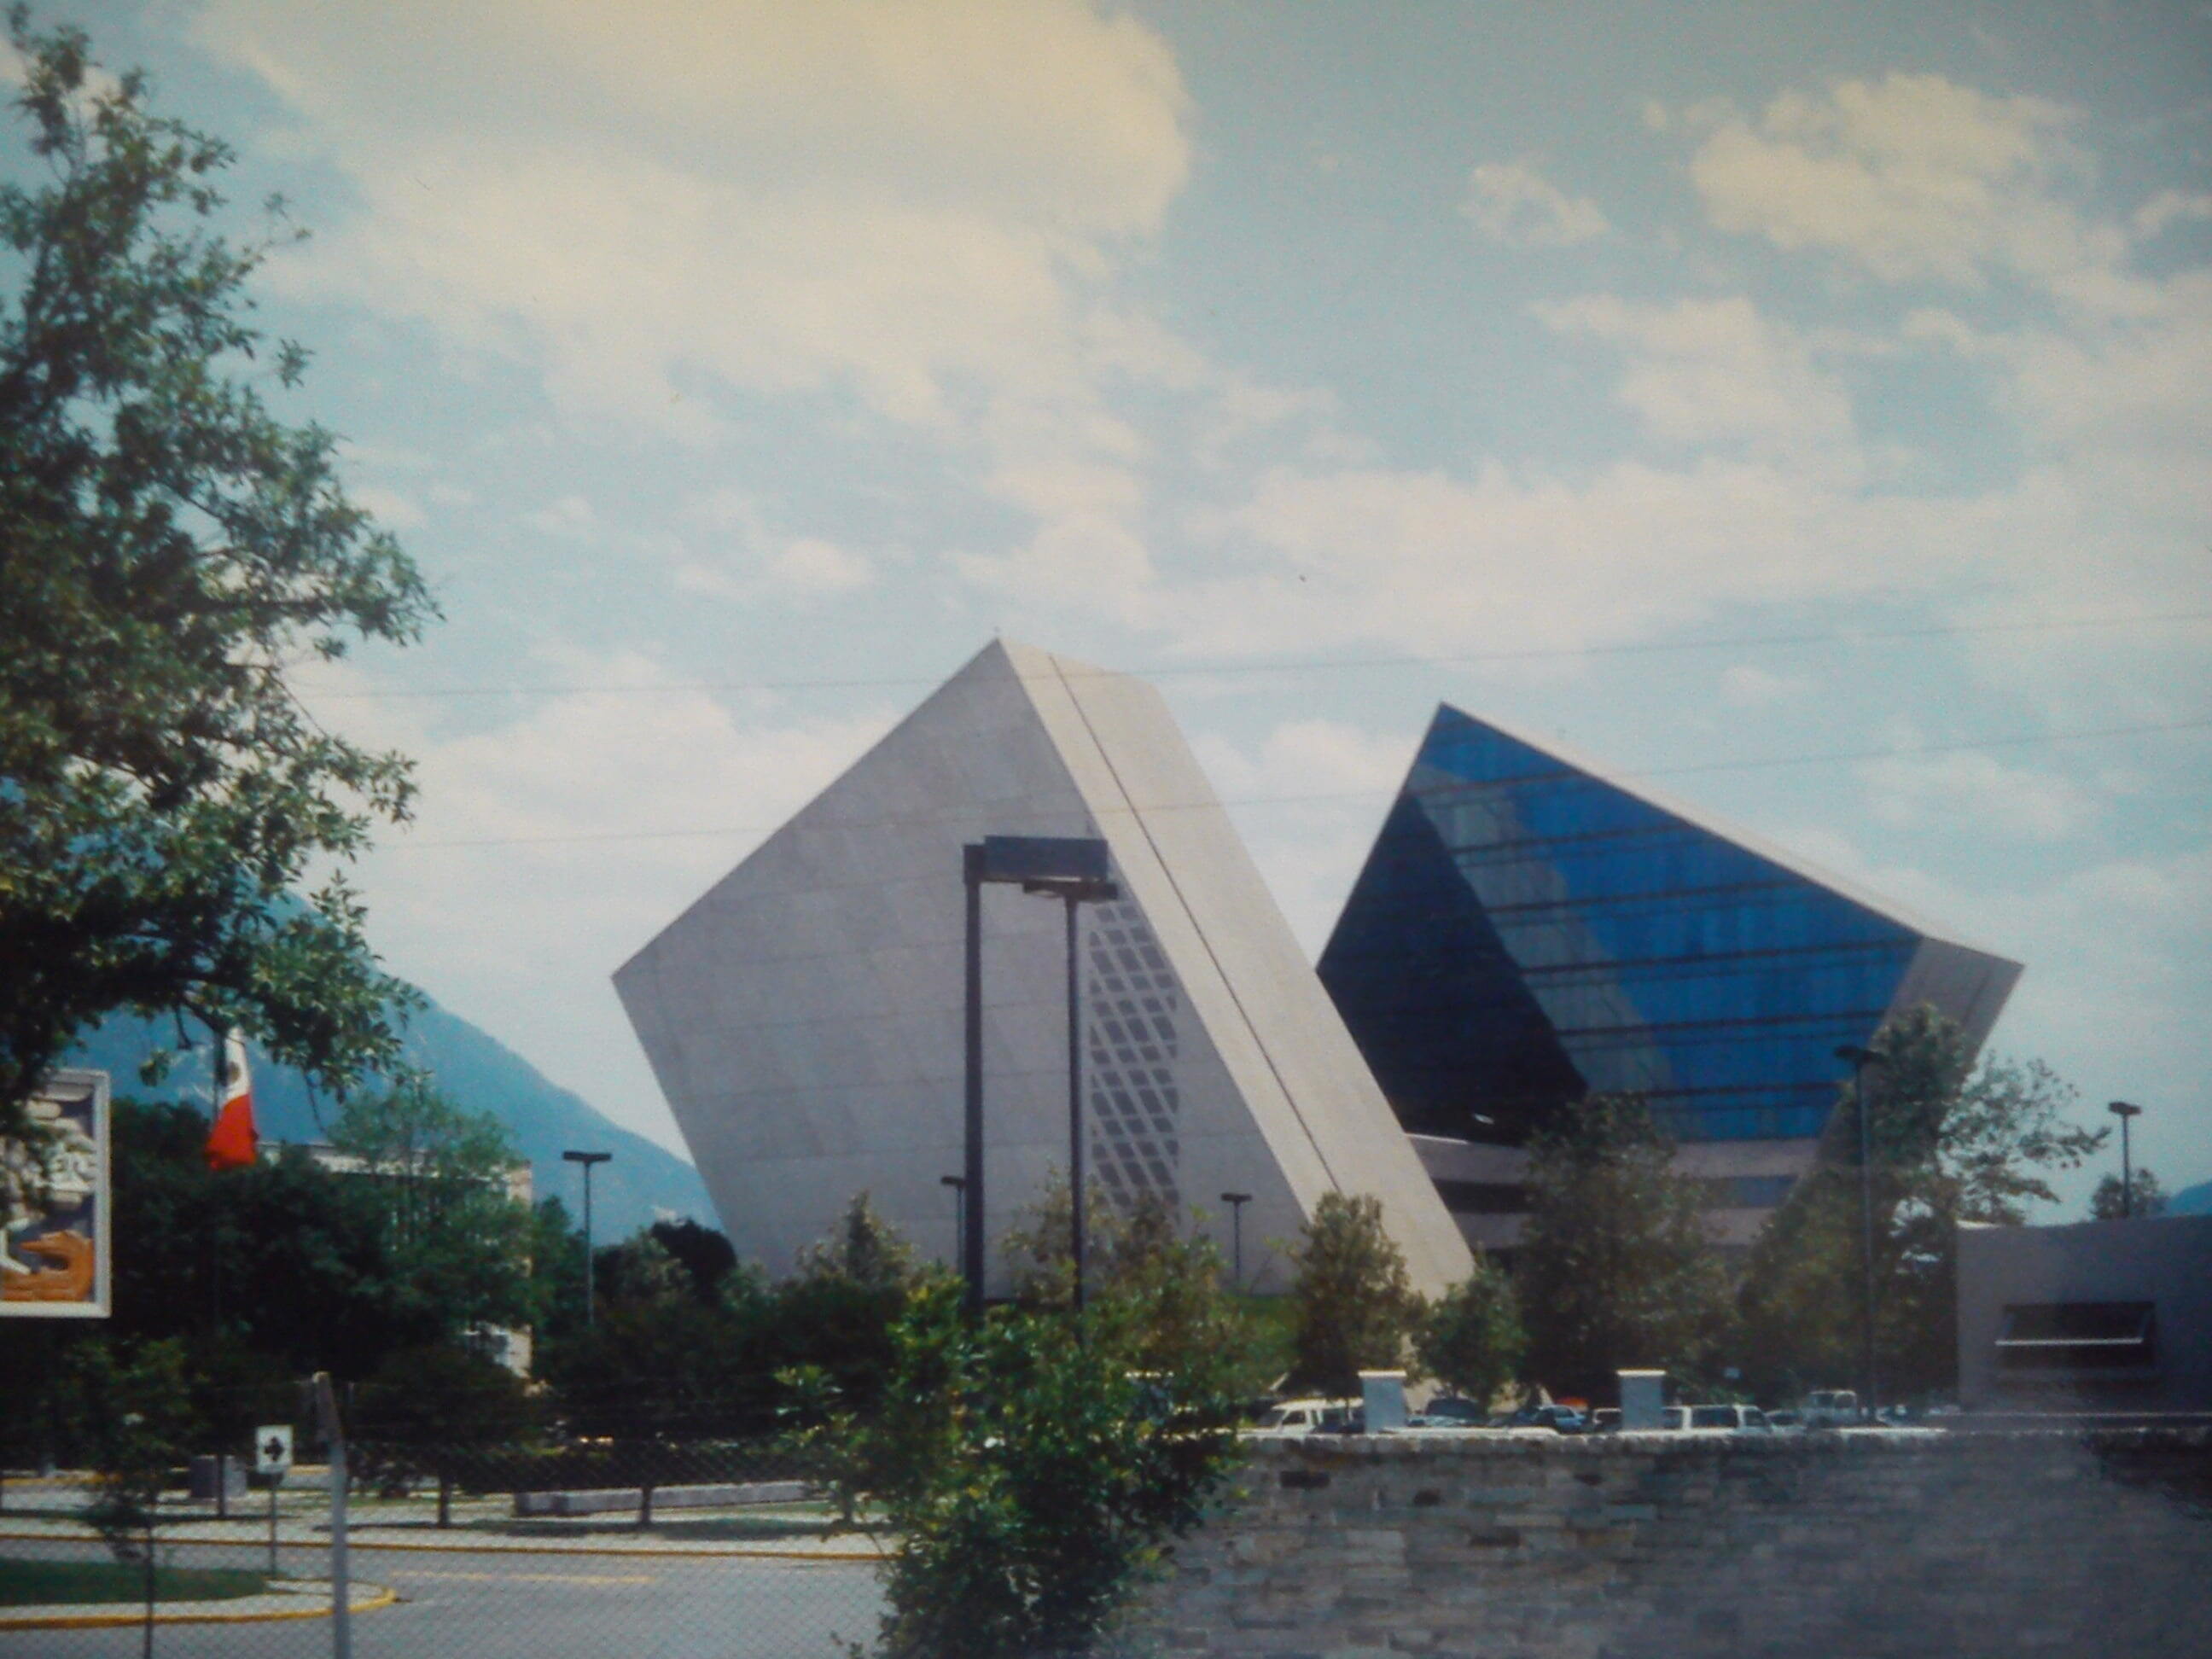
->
[0,1428,888,1658]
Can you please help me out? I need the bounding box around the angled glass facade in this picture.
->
[1320,705,1927,1145]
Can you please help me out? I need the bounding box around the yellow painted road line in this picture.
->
[0,1528,884,1563]
[390,1569,657,1584]
[0,1586,397,1631]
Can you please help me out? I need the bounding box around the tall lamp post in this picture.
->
[562,1150,612,1330]
[962,835,1118,1316]
[2107,1102,2144,1218]
[940,1175,966,1265]
[1834,1046,1887,1422]
[1220,1192,1252,1289]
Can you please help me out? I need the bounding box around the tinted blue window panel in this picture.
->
[1319,705,1923,1145]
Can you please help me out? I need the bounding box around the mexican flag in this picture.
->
[204,1029,259,1172]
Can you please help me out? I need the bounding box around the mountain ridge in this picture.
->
[66,1000,716,1243]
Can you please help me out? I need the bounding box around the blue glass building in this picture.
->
[1319,705,2022,1168]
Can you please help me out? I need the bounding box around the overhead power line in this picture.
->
[381,713,2212,852]
[296,608,2212,704]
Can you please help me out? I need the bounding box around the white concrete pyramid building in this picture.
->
[615,640,1472,1295]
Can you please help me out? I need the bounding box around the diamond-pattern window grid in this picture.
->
[1083,903,1182,1209]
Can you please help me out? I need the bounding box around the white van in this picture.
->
[1802,1389,1860,1428]
[1679,1404,1775,1434]
[1253,1398,1359,1435]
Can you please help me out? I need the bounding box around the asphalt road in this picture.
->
[0,1536,887,1659]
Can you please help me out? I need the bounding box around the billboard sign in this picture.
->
[1,1068,111,1318]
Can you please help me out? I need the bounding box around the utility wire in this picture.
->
[294,608,2212,703]
[381,713,2212,852]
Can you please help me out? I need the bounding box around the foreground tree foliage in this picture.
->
[1286,1190,1423,1396]
[0,10,434,1143]
[1738,1007,2104,1400]
[850,1278,1243,1659]
[1515,1096,1732,1402]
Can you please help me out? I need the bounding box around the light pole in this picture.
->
[1220,1192,1252,1289]
[562,1150,612,1329]
[1835,1046,1887,1422]
[2107,1102,2144,1218]
[961,835,1117,1316]
[940,1175,966,1265]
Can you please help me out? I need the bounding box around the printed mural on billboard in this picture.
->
[1,1068,111,1318]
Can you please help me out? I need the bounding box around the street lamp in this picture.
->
[2107,1102,2144,1218]
[1220,1192,1252,1289]
[962,835,1118,1316]
[562,1150,612,1330]
[1835,1046,1887,1422]
[940,1175,966,1264]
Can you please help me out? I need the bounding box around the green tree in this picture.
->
[352,1341,539,1525]
[2090,1168,2167,1220]
[648,1217,737,1301]
[1515,1096,1731,1403]
[328,1078,536,1336]
[852,1280,1241,1659]
[102,1098,418,1373]
[67,1338,195,1575]
[1738,1007,2105,1400]
[1415,1254,1524,1408]
[771,1194,923,1418]
[0,10,435,1146]
[1002,1179,1268,1396]
[1286,1191,1423,1396]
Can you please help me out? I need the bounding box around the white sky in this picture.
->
[48,3,2212,1207]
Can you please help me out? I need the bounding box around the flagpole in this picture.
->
[210,1025,225,1334]
[210,1024,229,1520]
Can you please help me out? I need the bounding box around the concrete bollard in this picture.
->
[1618,1369,1665,1430]
[1360,1370,1409,1432]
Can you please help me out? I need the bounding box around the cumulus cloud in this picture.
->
[199,0,1191,434]
[299,649,894,1140]
[1860,748,2101,842]
[1465,159,1610,247]
[1193,720,1416,953]
[1534,294,1859,466]
[1685,72,2153,313]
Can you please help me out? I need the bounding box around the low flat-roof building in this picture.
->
[1957,1214,2212,1414]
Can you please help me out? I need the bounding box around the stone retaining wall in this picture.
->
[1142,1429,2212,1659]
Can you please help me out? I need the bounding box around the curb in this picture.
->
[0,1582,396,1631]
[0,1527,885,1564]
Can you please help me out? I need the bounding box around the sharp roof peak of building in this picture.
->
[964,636,1121,685]
[1420,700,2019,965]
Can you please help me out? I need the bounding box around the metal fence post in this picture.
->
[314,1373,350,1659]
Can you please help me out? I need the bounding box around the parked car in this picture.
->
[1509,1403,1587,1434]
[1679,1403,1776,1434]
[1766,1409,1805,1433]
[1412,1395,1490,1427]
[1252,1398,1359,1435]
[1587,1407,1621,1433]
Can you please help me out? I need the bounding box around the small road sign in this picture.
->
[255,1423,294,1478]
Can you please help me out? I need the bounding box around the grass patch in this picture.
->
[0,1557,269,1608]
